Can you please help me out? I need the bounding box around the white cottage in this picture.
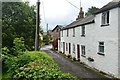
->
[58,0,120,78]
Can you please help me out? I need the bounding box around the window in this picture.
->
[81,26,85,37]
[81,45,85,57]
[73,28,75,37]
[98,42,104,54]
[61,31,63,37]
[67,29,69,37]
[66,43,68,51]
[101,11,109,26]
[73,44,75,54]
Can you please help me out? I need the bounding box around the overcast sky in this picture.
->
[28,0,112,32]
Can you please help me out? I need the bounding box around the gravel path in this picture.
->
[41,45,109,80]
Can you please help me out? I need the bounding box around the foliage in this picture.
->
[58,51,62,54]
[77,58,80,61]
[4,51,78,79]
[67,54,71,58]
[2,2,38,50]
[72,57,76,61]
[12,37,26,56]
[85,6,99,16]
[43,34,53,45]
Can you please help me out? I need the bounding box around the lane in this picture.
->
[41,45,107,79]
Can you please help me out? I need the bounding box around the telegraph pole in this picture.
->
[35,0,40,51]
[46,23,49,45]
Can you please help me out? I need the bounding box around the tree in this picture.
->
[2,2,39,50]
[85,6,99,16]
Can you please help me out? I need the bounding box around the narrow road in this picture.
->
[41,45,108,79]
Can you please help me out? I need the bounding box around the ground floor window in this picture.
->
[73,44,75,54]
[81,45,85,57]
[98,42,105,56]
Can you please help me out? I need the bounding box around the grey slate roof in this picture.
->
[94,1,120,14]
[62,15,95,30]
[62,0,120,30]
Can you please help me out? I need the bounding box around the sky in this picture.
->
[28,0,112,32]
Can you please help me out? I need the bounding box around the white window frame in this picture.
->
[81,45,85,57]
[101,11,109,26]
[81,26,85,37]
[97,42,105,56]
[73,44,75,54]
[98,42,104,53]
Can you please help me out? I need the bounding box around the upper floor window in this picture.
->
[81,26,85,37]
[61,31,63,37]
[101,11,109,26]
[67,29,69,37]
[73,28,75,37]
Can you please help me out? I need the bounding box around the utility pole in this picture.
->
[35,0,40,51]
[46,23,49,45]
[47,23,48,34]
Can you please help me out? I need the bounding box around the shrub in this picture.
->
[12,37,26,56]
[58,51,62,54]
[77,58,80,61]
[6,51,78,79]
[66,54,71,58]
[72,57,76,61]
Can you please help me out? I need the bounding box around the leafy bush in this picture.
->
[72,57,76,61]
[6,51,78,79]
[12,37,26,56]
[66,54,71,58]
[58,51,62,54]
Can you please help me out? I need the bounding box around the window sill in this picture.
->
[81,35,85,37]
[101,24,109,27]
[97,52,105,56]
[81,55,86,58]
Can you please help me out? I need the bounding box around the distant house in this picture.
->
[52,25,64,49]
[58,0,120,78]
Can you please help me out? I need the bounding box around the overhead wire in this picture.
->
[41,1,47,25]
[65,0,80,10]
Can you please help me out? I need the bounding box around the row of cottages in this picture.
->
[58,0,120,78]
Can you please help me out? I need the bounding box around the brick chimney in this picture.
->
[76,7,84,20]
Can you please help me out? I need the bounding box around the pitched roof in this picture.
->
[94,0,120,14]
[62,15,95,30]
[52,25,64,32]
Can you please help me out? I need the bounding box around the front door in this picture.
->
[77,44,80,59]
[69,43,71,54]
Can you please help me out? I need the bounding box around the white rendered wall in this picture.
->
[59,7,119,78]
[118,7,120,78]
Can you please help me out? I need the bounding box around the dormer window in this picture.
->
[101,11,109,26]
